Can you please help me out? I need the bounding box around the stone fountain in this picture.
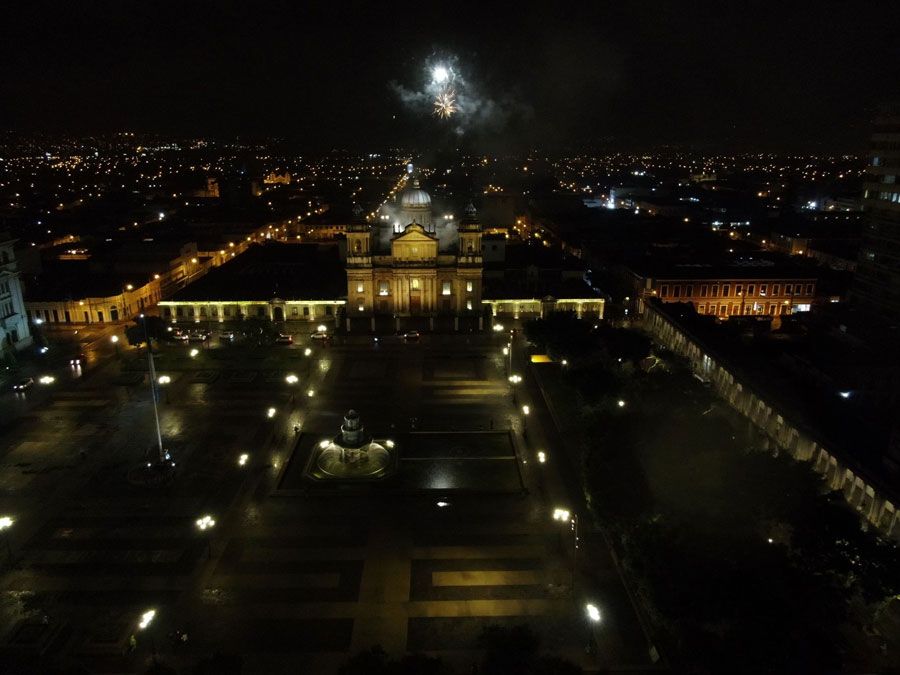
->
[304,410,396,481]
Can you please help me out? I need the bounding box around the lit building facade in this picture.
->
[346,196,482,330]
[26,277,163,325]
[158,175,605,332]
[631,267,818,317]
[854,114,900,321]
[0,233,32,356]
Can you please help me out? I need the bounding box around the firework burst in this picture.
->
[433,87,458,119]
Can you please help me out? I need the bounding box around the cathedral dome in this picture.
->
[400,179,431,208]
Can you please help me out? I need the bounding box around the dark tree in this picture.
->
[125,315,168,346]
[338,646,447,675]
[240,315,278,347]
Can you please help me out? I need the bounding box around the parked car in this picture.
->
[188,331,210,342]
[69,353,87,366]
[12,377,34,392]
[275,334,294,345]
[220,331,236,342]
[171,330,189,342]
[402,331,421,342]
[309,332,330,342]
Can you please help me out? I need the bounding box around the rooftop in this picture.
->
[627,254,818,281]
[648,300,898,501]
[24,261,147,300]
[167,241,345,302]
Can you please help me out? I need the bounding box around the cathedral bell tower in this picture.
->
[456,202,483,328]
[457,202,483,260]
[346,205,375,325]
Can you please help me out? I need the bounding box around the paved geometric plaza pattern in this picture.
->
[0,334,652,673]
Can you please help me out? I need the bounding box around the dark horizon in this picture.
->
[1,1,899,153]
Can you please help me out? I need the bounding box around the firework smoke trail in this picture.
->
[391,56,530,135]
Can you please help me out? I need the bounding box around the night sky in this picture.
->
[2,1,898,151]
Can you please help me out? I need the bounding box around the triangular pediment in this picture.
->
[390,223,437,242]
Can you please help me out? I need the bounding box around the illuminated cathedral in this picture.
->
[347,172,483,329]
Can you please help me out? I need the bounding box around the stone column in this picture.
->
[454,316,459,332]
[346,316,352,332]
[370,316,376,333]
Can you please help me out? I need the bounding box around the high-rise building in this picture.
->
[0,233,33,359]
[854,113,900,321]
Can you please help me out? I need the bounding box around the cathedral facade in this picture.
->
[346,180,483,328]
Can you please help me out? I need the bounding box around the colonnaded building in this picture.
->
[159,176,604,331]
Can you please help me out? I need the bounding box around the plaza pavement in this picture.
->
[0,329,657,673]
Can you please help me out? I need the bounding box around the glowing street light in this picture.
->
[537,451,546,464]
[316,324,327,333]
[522,404,530,434]
[586,603,601,624]
[196,515,215,531]
[617,399,626,408]
[285,374,299,384]
[307,389,315,398]
[111,333,120,356]
[436,501,450,508]
[189,348,199,357]
[267,407,277,418]
[493,323,505,332]
[238,453,249,467]
[38,375,55,385]
[138,609,156,630]
[304,347,312,357]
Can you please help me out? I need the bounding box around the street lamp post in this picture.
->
[585,603,602,655]
[141,316,166,466]
[111,334,120,357]
[522,404,530,435]
[157,375,171,404]
[508,374,522,405]
[286,373,298,402]
[0,516,13,561]
[553,507,578,592]
[195,515,216,558]
[137,608,157,664]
